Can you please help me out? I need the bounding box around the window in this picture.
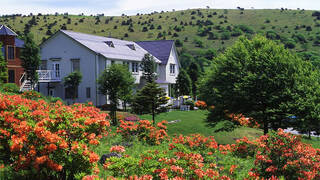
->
[131,62,139,73]
[111,60,115,65]
[8,70,15,83]
[86,87,91,98]
[7,46,14,60]
[170,64,175,74]
[40,60,47,70]
[65,87,78,99]
[123,61,130,70]
[71,59,80,72]
[105,41,114,48]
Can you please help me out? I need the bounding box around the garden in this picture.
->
[0,91,320,180]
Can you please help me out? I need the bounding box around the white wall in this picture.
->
[40,32,97,105]
[165,46,179,84]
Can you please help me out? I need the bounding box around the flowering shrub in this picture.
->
[226,113,260,128]
[102,134,245,179]
[250,129,320,179]
[231,137,258,158]
[0,93,110,179]
[194,100,207,109]
[117,120,168,145]
[109,145,125,153]
[22,90,42,100]
[124,115,140,122]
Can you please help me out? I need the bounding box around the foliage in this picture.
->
[175,69,192,96]
[63,71,82,102]
[0,83,20,94]
[20,33,41,89]
[97,64,135,125]
[187,61,200,100]
[132,82,168,125]
[250,129,320,179]
[0,43,7,85]
[21,90,42,100]
[140,53,157,83]
[0,93,110,179]
[195,100,207,109]
[199,35,309,134]
[117,119,168,145]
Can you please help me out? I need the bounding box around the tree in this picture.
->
[97,64,135,125]
[63,71,82,103]
[0,43,8,84]
[187,61,200,100]
[175,69,192,96]
[199,35,308,134]
[132,82,168,126]
[140,53,158,83]
[292,64,320,138]
[20,33,41,90]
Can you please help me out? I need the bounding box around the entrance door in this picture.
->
[8,70,15,83]
[52,62,60,79]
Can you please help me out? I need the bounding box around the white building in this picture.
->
[37,30,180,106]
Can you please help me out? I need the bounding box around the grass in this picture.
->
[1,9,319,57]
[301,136,320,148]
[139,110,263,144]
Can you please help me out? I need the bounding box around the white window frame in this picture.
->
[131,62,139,74]
[71,59,80,72]
[170,64,175,75]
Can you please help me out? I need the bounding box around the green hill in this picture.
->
[1,8,320,61]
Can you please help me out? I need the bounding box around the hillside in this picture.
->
[1,8,320,60]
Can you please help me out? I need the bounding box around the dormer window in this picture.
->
[105,41,114,48]
[127,44,136,50]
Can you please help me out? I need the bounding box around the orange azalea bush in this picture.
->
[226,113,260,128]
[117,120,168,145]
[102,134,241,179]
[194,100,207,109]
[0,93,110,179]
[249,129,320,179]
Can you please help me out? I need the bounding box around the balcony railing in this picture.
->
[37,70,61,82]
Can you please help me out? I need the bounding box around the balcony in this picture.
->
[37,70,61,82]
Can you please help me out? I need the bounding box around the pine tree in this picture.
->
[132,82,168,125]
[140,53,158,83]
[175,69,192,96]
[0,43,8,84]
[20,33,41,89]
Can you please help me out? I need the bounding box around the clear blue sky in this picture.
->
[2,0,320,16]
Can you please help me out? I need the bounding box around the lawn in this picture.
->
[139,110,263,144]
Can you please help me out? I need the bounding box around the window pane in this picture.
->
[71,59,80,72]
[8,46,14,60]
[86,87,91,98]
[8,70,15,83]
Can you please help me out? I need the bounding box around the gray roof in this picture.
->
[136,40,174,65]
[60,30,161,62]
[0,24,17,36]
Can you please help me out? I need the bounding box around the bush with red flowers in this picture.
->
[0,93,110,179]
[194,100,207,109]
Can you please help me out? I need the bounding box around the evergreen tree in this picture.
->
[0,43,8,84]
[132,82,168,126]
[140,53,158,83]
[187,61,200,100]
[63,71,82,103]
[20,33,41,89]
[175,69,192,96]
[98,64,135,125]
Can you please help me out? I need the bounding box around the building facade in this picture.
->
[0,24,25,87]
[39,30,180,106]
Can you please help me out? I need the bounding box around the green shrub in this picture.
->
[0,83,20,94]
[212,120,236,132]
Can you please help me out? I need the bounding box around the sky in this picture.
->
[1,0,320,16]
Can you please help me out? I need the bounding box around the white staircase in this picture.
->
[19,73,37,92]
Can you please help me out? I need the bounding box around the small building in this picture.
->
[0,24,25,87]
[39,30,180,106]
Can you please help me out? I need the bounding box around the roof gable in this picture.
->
[135,40,174,65]
[0,24,17,36]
